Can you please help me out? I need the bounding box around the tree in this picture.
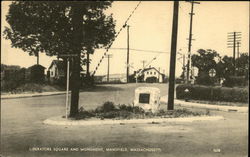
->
[4,1,116,117]
[191,49,220,85]
[236,53,249,76]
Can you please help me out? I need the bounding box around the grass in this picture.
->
[73,101,210,120]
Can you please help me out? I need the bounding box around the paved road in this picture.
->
[1,84,248,157]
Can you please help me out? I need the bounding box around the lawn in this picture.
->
[78,83,169,110]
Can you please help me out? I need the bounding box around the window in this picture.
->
[150,72,152,75]
[154,72,156,75]
[139,93,150,104]
[147,72,149,74]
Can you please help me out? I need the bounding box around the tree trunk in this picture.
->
[86,52,90,77]
[69,3,83,118]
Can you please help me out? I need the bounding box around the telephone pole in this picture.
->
[168,1,179,110]
[183,54,186,80]
[237,42,240,59]
[227,32,241,75]
[126,25,130,83]
[186,0,200,83]
[106,54,113,82]
[37,52,39,65]
[141,60,146,69]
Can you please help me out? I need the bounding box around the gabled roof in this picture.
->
[139,67,164,75]
[48,60,64,70]
[48,60,84,71]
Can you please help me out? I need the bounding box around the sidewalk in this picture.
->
[1,91,67,99]
[160,95,248,113]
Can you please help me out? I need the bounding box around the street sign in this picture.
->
[209,69,216,77]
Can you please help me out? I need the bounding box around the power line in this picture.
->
[108,48,169,54]
[92,1,142,76]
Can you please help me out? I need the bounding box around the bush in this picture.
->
[223,76,247,87]
[176,84,248,103]
[95,101,116,113]
[74,101,211,120]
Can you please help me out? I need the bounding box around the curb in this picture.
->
[160,96,248,113]
[43,116,225,126]
[175,100,248,113]
[1,92,68,100]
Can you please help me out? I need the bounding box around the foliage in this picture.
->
[191,49,220,85]
[74,101,210,120]
[191,49,249,87]
[3,1,116,64]
[223,76,247,87]
[176,84,248,103]
[192,49,219,72]
[1,64,26,91]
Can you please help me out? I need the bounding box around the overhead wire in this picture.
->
[92,1,142,76]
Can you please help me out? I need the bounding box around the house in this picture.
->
[135,67,165,83]
[25,64,46,83]
[47,60,66,84]
[47,60,85,85]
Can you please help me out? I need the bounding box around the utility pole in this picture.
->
[237,42,240,59]
[106,54,113,82]
[37,52,39,65]
[227,32,241,75]
[69,3,83,118]
[141,60,146,69]
[126,25,130,83]
[183,54,186,80]
[167,1,179,110]
[186,0,200,83]
[86,52,90,77]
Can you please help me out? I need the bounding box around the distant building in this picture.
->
[93,75,106,83]
[102,73,127,83]
[25,64,46,83]
[136,67,165,83]
[93,74,127,83]
[47,60,66,84]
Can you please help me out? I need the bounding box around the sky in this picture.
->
[1,1,249,77]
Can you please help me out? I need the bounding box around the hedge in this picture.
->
[176,84,249,103]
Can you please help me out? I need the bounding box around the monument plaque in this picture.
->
[134,87,161,113]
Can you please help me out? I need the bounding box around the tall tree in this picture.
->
[4,1,116,117]
[191,49,220,85]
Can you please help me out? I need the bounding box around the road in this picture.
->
[1,83,248,157]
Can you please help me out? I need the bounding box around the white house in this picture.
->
[47,60,65,83]
[136,67,165,83]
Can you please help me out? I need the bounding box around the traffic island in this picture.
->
[43,101,224,126]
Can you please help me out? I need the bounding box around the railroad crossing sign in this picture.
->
[209,68,216,77]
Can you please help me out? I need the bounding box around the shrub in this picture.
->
[176,84,248,103]
[223,76,247,87]
[75,107,95,120]
[95,101,116,113]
